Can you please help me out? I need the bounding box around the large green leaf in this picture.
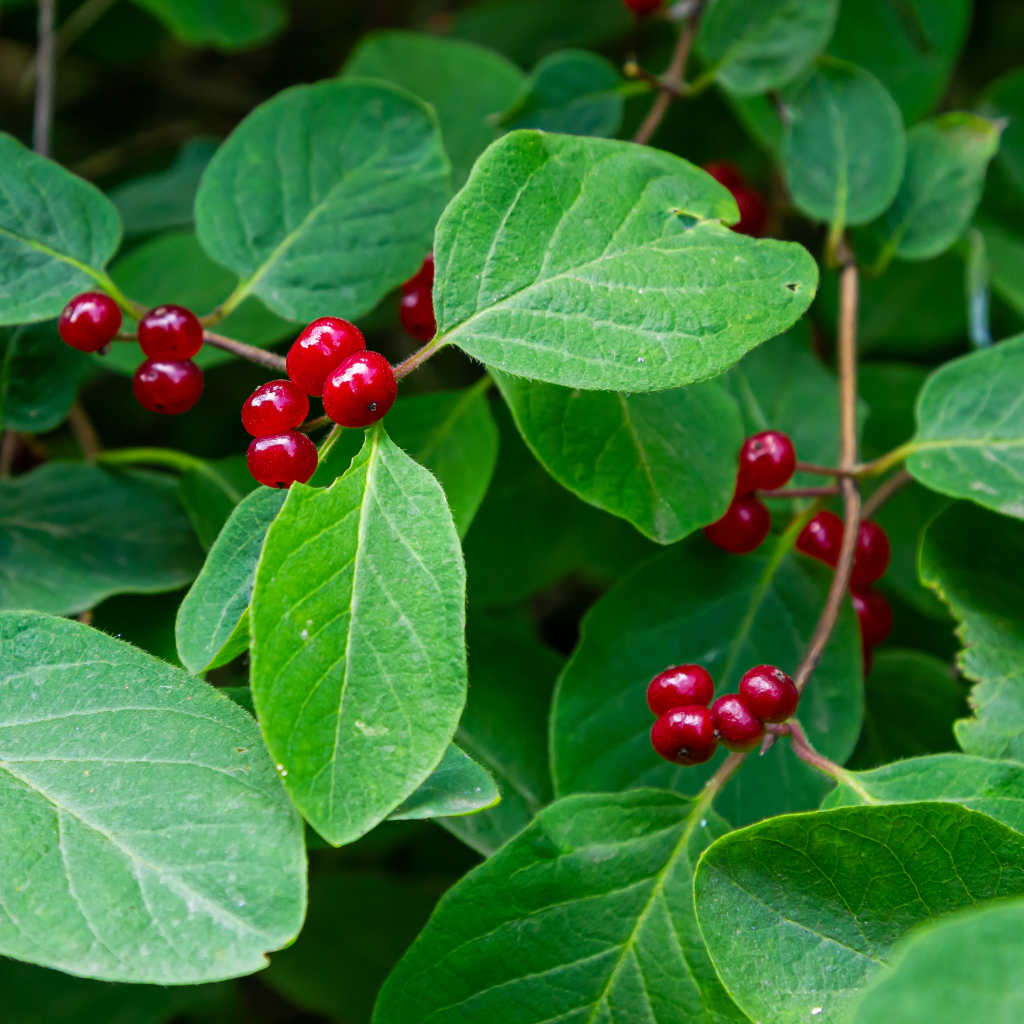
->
[920,502,1024,761]
[343,31,523,187]
[783,58,905,229]
[388,744,499,822]
[850,898,1024,1023]
[552,532,863,826]
[0,322,87,433]
[878,113,1001,262]
[373,790,743,1024]
[694,803,1024,1023]
[175,487,286,675]
[0,612,305,983]
[434,132,818,392]
[250,427,467,845]
[195,80,450,323]
[0,464,202,616]
[907,334,1024,517]
[494,372,742,544]
[0,133,122,326]
[130,0,284,49]
[823,753,1024,834]
[695,0,839,96]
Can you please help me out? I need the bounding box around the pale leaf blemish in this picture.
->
[355,720,389,738]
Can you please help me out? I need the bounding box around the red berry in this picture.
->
[796,510,845,567]
[851,521,891,587]
[399,288,436,342]
[851,588,892,649]
[58,292,121,351]
[738,664,799,723]
[650,706,717,765]
[138,304,203,360]
[736,430,797,492]
[322,350,397,428]
[646,665,714,716]
[132,359,203,415]
[246,431,318,489]
[703,162,767,236]
[710,694,765,752]
[704,495,771,554]
[402,254,434,295]
[624,0,662,14]
[286,317,365,397]
[241,379,310,437]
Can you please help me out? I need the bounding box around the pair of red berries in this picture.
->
[242,316,397,488]
[705,430,796,554]
[398,255,436,342]
[648,663,799,765]
[797,511,892,669]
[703,163,768,238]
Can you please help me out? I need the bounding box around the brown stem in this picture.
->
[770,720,849,786]
[393,336,447,381]
[624,61,684,99]
[0,432,18,477]
[33,0,56,157]
[632,7,702,145]
[203,330,286,372]
[68,401,101,460]
[795,460,855,478]
[862,468,912,519]
[760,485,840,499]
[297,414,331,434]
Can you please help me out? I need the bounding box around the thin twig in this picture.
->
[0,432,18,477]
[795,460,854,478]
[67,401,101,460]
[203,330,286,372]
[760,485,840,500]
[769,720,876,801]
[19,0,116,97]
[862,468,912,519]
[33,0,56,157]
[297,414,331,435]
[393,336,447,381]
[623,61,684,99]
[632,8,701,145]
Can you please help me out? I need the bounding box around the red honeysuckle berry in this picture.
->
[650,705,717,765]
[710,693,765,752]
[58,292,122,351]
[132,359,203,415]
[796,509,845,567]
[322,350,397,428]
[646,665,715,716]
[286,317,365,397]
[737,430,797,493]
[241,379,310,437]
[399,288,436,342]
[704,495,771,554]
[851,588,893,649]
[703,162,767,236]
[851,520,891,588]
[402,254,435,295]
[738,664,799,723]
[246,431,318,489]
[138,304,203,360]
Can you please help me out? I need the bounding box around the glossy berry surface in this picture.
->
[710,693,765,752]
[286,317,365,397]
[704,495,771,554]
[322,350,397,428]
[132,359,203,415]
[738,664,799,723]
[247,431,318,488]
[624,0,662,13]
[703,162,767,236]
[736,430,797,492]
[58,292,122,351]
[851,588,893,649]
[650,706,717,765]
[646,665,715,716]
[796,509,845,567]
[399,288,436,342]
[138,304,203,359]
[242,379,310,437]
[851,520,891,587]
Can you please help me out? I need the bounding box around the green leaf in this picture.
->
[0,133,122,326]
[0,464,202,616]
[176,454,255,552]
[983,67,1024,202]
[0,321,87,433]
[907,334,1024,517]
[694,802,1024,1023]
[552,532,863,825]
[494,372,742,544]
[175,487,286,675]
[389,745,499,822]
[920,502,1024,761]
[827,0,970,123]
[441,610,563,856]
[250,427,467,845]
[0,612,305,983]
[850,897,1024,1023]
[106,231,294,374]
[847,651,964,769]
[498,50,624,138]
[373,790,743,1024]
[434,131,818,392]
[783,58,905,229]
[978,220,1024,318]
[343,31,523,187]
[879,113,1002,262]
[129,0,284,49]
[696,0,839,96]
[823,753,1024,835]
[195,80,450,323]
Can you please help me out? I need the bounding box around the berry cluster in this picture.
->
[705,430,796,554]
[647,663,799,765]
[702,162,768,237]
[398,255,436,342]
[797,511,892,670]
